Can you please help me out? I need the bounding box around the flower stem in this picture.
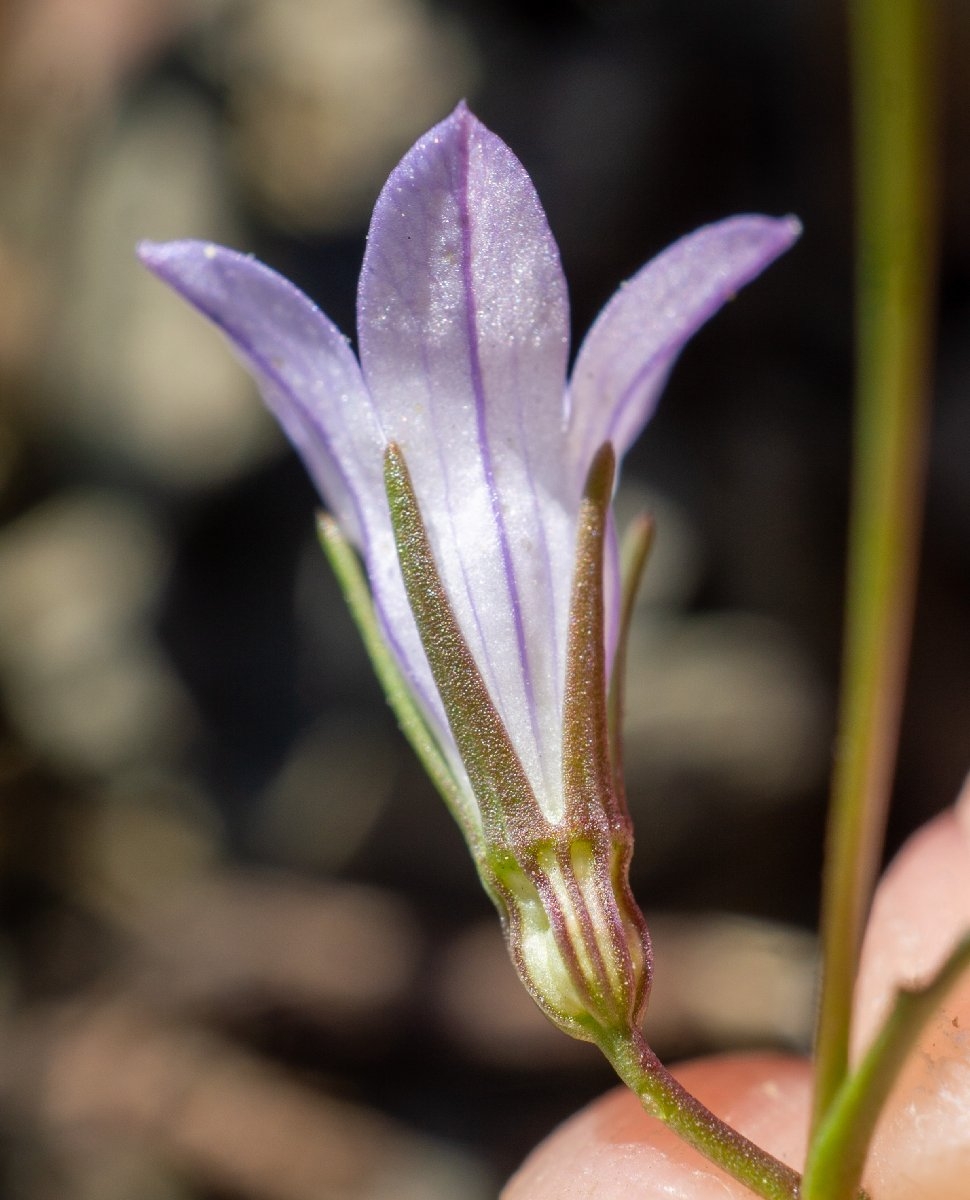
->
[803,936,970,1200]
[600,1029,802,1200]
[810,0,939,1136]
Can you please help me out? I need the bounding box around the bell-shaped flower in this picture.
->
[138,103,798,1046]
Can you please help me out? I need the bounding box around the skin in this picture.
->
[504,782,970,1200]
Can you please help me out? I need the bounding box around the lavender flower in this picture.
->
[139,104,798,1045]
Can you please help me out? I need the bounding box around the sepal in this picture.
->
[384,439,651,1042]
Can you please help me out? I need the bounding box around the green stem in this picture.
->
[608,514,655,799]
[811,0,939,1134]
[601,1029,802,1200]
[316,514,477,843]
[803,936,970,1200]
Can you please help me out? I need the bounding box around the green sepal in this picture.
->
[560,444,651,1031]
[561,442,617,827]
[382,443,541,850]
[802,933,970,1200]
[607,513,655,803]
[316,512,479,849]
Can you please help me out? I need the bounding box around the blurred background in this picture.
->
[0,1,968,1197]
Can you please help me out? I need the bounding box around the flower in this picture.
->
[139,103,798,1044]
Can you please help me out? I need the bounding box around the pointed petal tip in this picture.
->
[772,213,803,253]
[420,98,483,154]
[136,238,235,286]
[393,101,502,180]
[744,212,803,258]
[685,212,802,283]
[135,238,175,274]
[716,212,802,253]
[136,236,199,263]
[567,211,803,469]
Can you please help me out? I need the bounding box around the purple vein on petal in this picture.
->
[507,350,565,726]
[359,190,513,738]
[455,115,546,782]
[417,290,502,709]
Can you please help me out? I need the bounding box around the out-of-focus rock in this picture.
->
[33,1145,192,1200]
[0,491,194,775]
[78,770,224,914]
[614,484,706,610]
[435,919,594,1069]
[217,0,478,231]
[255,714,395,872]
[644,913,817,1057]
[5,998,493,1200]
[0,240,48,376]
[0,0,210,118]
[0,0,214,382]
[43,89,278,488]
[125,874,420,1023]
[623,611,827,804]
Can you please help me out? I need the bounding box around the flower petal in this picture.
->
[137,240,384,547]
[357,103,574,817]
[566,215,801,475]
[136,243,437,720]
[138,239,461,754]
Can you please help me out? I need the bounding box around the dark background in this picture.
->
[0,2,968,1198]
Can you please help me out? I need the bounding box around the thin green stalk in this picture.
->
[812,0,939,1135]
[316,514,474,841]
[803,936,970,1200]
[601,1029,803,1200]
[607,514,655,797]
